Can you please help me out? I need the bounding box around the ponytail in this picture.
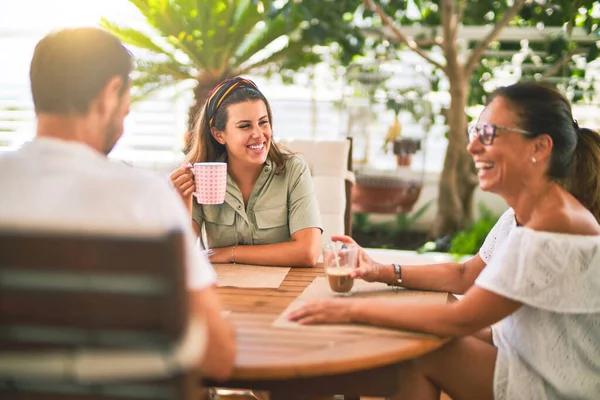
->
[561,127,600,223]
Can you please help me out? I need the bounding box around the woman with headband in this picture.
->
[170,77,322,267]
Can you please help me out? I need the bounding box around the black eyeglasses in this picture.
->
[468,123,534,146]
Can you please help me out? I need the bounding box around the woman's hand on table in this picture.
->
[287,299,357,325]
[331,235,394,284]
[207,246,234,264]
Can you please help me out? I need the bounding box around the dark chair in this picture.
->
[0,229,205,400]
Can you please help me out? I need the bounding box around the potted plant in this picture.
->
[351,170,423,214]
[382,96,422,167]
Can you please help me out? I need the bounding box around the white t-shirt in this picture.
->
[0,138,216,290]
[477,208,600,399]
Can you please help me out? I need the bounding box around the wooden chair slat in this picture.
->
[0,379,181,400]
[0,232,174,276]
[0,292,174,331]
[0,268,167,295]
[0,324,171,349]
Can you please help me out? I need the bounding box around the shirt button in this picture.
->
[249,206,253,210]
[264,167,270,173]
[237,205,242,210]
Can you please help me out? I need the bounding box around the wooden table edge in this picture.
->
[230,336,450,380]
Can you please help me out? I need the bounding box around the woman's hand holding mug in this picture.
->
[169,163,194,209]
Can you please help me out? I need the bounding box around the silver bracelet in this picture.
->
[387,263,403,286]
[231,244,238,264]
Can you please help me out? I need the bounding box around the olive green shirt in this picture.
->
[192,156,322,249]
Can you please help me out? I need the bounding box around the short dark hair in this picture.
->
[30,27,133,115]
[489,82,600,222]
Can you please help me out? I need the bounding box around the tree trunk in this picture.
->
[431,73,478,237]
[183,80,219,154]
[187,81,218,132]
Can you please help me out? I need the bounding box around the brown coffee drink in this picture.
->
[326,267,354,293]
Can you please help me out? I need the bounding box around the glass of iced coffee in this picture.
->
[323,242,358,295]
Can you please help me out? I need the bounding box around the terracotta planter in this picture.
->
[392,138,421,167]
[395,155,413,167]
[351,173,423,214]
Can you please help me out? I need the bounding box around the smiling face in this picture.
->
[467,97,539,196]
[211,100,271,168]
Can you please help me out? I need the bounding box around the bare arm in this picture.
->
[333,235,487,294]
[208,227,321,267]
[473,326,494,344]
[189,286,236,381]
[391,254,487,295]
[352,286,520,337]
[192,219,200,238]
[290,285,521,338]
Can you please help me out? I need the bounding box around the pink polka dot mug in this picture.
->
[192,162,227,204]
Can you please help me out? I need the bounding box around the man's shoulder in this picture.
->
[83,160,179,210]
[100,160,170,186]
[0,147,26,163]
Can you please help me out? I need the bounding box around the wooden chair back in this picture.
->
[0,229,197,400]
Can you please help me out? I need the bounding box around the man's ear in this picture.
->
[94,76,124,118]
[534,134,553,162]
[211,127,226,145]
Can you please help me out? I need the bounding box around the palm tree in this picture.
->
[101,0,323,132]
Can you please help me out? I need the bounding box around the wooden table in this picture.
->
[208,264,451,399]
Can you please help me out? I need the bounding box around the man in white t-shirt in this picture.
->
[0,27,235,381]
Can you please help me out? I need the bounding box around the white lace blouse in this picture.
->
[476,208,600,399]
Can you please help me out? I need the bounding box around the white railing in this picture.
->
[0,80,354,174]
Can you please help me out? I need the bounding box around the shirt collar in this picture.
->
[222,156,274,218]
[216,151,273,173]
[25,137,107,161]
[264,157,273,172]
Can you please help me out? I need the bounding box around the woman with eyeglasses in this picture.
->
[289,82,600,399]
[170,77,322,267]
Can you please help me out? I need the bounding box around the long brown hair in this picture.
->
[186,78,291,174]
[489,82,600,222]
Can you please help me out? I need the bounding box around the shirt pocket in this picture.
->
[254,204,290,245]
[202,205,237,248]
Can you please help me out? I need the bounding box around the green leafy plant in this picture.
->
[351,201,432,250]
[448,202,499,257]
[102,0,365,132]
[352,212,370,233]
[396,200,433,232]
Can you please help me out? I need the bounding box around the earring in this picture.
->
[532,157,537,164]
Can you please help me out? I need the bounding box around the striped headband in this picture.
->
[206,77,260,127]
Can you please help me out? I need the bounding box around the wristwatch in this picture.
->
[387,263,403,286]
